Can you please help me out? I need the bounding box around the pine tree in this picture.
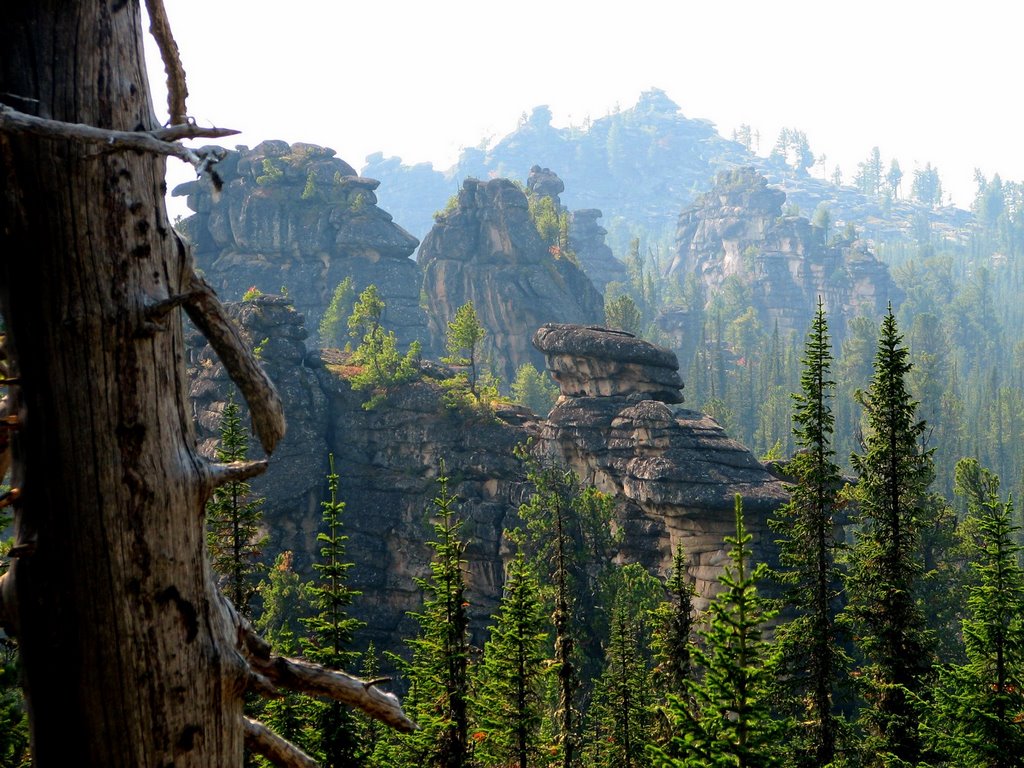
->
[584,563,661,768]
[516,446,617,768]
[650,496,784,768]
[206,393,267,617]
[844,306,935,767]
[302,454,366,767]
[510,363,559,417]
[472,546,549,768]
[651,544,697,700]
[378,466,472,768]
[767,300,849,767]
[319,276,355,348]
[929,490,1024,767]
[443,301,487,399]
[347,284,421,410]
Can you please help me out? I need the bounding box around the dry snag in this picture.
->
[0,2,411,766]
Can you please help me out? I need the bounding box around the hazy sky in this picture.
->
[148,0,1023,214]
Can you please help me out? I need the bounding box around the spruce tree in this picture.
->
[319,276,355,348]
[472,546,549,768]
[515,446,617,768]
[302,454,366,767]
[443,301,487,400]
[650,496,783,768]
[347,284,421,409]
[378,466,472,768]
[767,300,849,767]
[929,491,1024,767]
[651,544,697,700]
[844,306,934,767]
[206,393,267,617]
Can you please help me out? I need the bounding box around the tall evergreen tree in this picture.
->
[651,544,697,701]
[929,489,1024,767]
[376,466,472,768]
[302,454,366,767]
[443,301,487,399]
[516,446,617,768]
[206,393,267,617]
[844,306,935,767]
[650,496,784,768]
[767,300,849,767]
[472,546,549,768]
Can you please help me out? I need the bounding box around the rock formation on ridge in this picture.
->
[175,140,428,349]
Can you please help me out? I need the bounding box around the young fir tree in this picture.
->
[319,276,355,348]
[844,306,935,767]
[515,445,617,768]
[928,491,1024,767]
[584,563,661,768]
[301,454,366,767]
[442,301,488,401]
[206,393,267,618]
[650,496,784,768]
[376,467,472,768]
[767,300,849,767]
[650,544,697,752]
[472,545,549,768]
[510,363,559,417]
[347,284,421,410]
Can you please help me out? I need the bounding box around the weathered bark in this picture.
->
[0,3,411,765]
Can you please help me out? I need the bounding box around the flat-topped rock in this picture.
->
[533,324,683,403]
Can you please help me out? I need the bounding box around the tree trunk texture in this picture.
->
[0,3,245,764]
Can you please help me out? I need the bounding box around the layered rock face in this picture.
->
[175,140,427,348]
[418,178,604,383]
[665,167,901,339]
[534,323,787,607]
[568,209,628,294]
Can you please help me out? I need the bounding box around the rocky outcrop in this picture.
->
[568,209,628,293]
[418,178,604,383]
[175,140,428,349]
[533,323,787,607]
[666,167,901,340]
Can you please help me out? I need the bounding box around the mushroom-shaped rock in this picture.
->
[532,324,684,403]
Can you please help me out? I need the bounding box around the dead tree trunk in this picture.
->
[0,3,410,766]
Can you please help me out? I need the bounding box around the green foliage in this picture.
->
[605,292,644,336]
[302,169,318,200]
[844,307,935,767]
[911,163,943,207]
[301,454,366,767]
[433,192,459,222]
[650,497,784,768]
[767,301,850,767]
[515,445,618,768]
[442,301,488,401]
[928,481,1024,767]
[319,276,355,349]
[375,467,472,768]
[651,545,697,704]
[255,158,284,185]
[472,547,549,768]
[242,285,263,301]
[510,363,559,417]
[206,394,267,618]
[347,285,421,409]
[0,637,29,768]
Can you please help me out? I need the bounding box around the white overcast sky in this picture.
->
[148,0,1024,213]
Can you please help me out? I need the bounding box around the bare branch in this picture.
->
[148,124,238,142]
[143,0,188,125]
[0,105,236,174]
[202,459,269,491]
[252,654,416,733]
[243,717,320,768]
[223,598,416,733]
[182,275,286,454]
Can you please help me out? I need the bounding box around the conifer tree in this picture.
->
[377,466,472,768]
[844,306,935,767]
[206,393,267,617]
[929,490,1024,767]
[302,454,366,767]
[443,301,487,399]
[510,363,559,417]
[767,300,849,767]
[650,496,784,768]
[472,546,549,768]
[651,544,697,701]
[347,284,421,409]
[319,276,355,348]
[515,446,617,768]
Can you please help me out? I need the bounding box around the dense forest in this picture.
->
[3,5,1024,768]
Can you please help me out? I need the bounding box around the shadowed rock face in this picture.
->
[418,178,604,383]
[174,140,428,349]
[533,323,787,607]
[665,166,901,341]
[568,208,627,294]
